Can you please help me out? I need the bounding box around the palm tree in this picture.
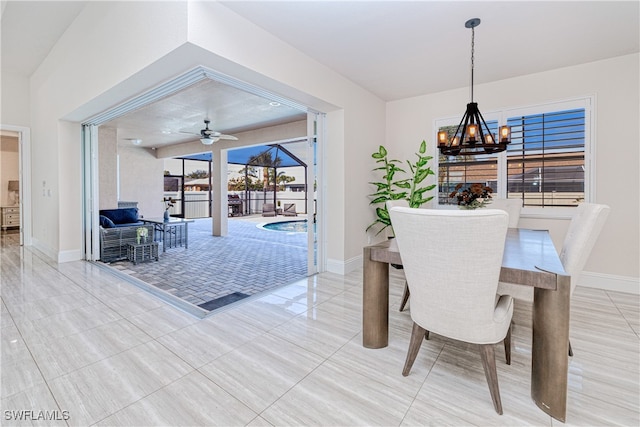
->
[247,149,283,203]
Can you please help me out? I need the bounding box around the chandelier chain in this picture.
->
[470,26,475,102]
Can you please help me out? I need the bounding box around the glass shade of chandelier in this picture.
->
[437,18,511,156]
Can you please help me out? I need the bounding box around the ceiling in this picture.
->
[99,78,307,148]
[2,1,638,149]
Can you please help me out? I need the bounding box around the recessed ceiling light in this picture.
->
[161,130,171,134]
[269,101,281,107]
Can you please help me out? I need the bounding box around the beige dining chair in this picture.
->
[490,198,522,228]
[385,200,412,311]
[498,203,610,301]
[392,198,521,312]
[497,202,610,355]
[389,207,512,414]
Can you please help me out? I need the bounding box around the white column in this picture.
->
[211,146,228,236]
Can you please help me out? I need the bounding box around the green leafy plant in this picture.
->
[367,141,436,234]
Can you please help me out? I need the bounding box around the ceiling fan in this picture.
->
[181,119,238,145]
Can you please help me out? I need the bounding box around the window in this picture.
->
[436,98,591,209]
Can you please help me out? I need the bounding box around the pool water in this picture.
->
[262,220,307,232]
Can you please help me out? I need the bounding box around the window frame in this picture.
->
[434,96,594,219]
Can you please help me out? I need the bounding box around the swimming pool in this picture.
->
[260,220,307,233]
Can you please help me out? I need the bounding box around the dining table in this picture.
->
[362,228,571,422]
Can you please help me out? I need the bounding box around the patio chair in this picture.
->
[282,203,298,216]
[262,203,276,217]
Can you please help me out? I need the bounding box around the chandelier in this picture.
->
[438,18,511,156]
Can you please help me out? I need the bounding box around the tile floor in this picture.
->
[1,232,639,426]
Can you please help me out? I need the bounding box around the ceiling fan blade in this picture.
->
[220,134,238,141]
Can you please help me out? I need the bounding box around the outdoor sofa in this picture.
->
[99,208,153,262]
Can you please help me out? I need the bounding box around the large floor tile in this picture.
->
[199,333,324,413]
[127,304,198,338]
[47,341,193,426]
[268,305,361,358]
[1,321,46,398]
[157,313,264,368]
[28,318,152,380]
[15,302,122,347]
[95,371,257,426]
[0,383,68,427]
[262,360,413,426]
[216,293,308,332]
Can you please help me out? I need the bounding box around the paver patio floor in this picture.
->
[107,215,309,313]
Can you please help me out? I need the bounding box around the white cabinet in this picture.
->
[1,206,20,230]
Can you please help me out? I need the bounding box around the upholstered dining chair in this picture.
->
[385,200,412,311]
[389,207,512,414]
[498,203,610,302]
[392,198,521,312]
[497,202,610,355]
[490,198,522,228]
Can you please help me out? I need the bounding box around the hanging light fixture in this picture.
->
[438,18,510,156]
[200,136,219,145]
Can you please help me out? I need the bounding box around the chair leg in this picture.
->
[568,340,573,357]
[399,282,410,312]
[479,344,503,415]
[402,322,427,376]
[503,324,512,365]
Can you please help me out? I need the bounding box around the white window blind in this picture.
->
[436,98,591,209]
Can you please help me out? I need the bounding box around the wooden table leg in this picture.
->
[531,274,571,422]
[363,246,389,348]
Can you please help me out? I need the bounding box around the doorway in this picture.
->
[81,67,325,313]
[0,125,31,246]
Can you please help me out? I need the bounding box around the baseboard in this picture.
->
[579,271,639,295]
[31,237,57,263]
[30,238,83,264]
[326,255,362,275]
[58,249,83,263]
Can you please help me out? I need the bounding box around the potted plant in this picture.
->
[163,197,175,221]
[367,140,436,235]
[449,183,493,209]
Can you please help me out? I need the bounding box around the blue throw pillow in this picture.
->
[99,215,116,228]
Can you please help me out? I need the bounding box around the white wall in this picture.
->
[28,1,189,259]
[386,54,640,289]
[117,142,165,218]
[98,127,118,210]
[1,72,30,126]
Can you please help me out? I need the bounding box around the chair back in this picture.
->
[389,207,509,344]
[489,198,522,228]
[386,199,409,211]
[560,203,610,294]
